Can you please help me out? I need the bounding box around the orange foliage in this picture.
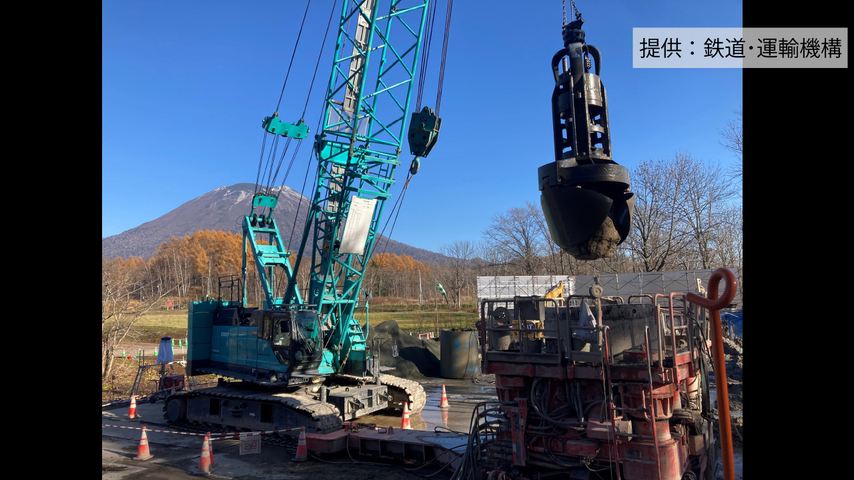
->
[154,230,244,280]
[371,252,431,274]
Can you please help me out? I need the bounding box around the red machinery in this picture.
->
[471,270,736,480]
[160,374,185,391]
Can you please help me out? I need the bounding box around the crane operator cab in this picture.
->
[271,317,291,365]
[260,309,324,377]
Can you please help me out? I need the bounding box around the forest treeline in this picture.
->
[103,150,743,311]
[102,149,743,382]
[102,230,444,309]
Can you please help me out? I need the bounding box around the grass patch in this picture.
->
[123,309,191,343]
[355,309,477,333]
[127,300,479,343]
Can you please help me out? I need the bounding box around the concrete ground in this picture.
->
[102,377,742,479]
[101,378,481,480]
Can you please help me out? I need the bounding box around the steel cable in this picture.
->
[415,0,438,112]
[434,0,453,117]
[275,0,313,112]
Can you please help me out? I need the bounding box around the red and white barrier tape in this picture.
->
[102,423,301,439]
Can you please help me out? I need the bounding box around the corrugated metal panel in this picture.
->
[478,269,741,306]
[477,275,572,300]
[573,269,741,305]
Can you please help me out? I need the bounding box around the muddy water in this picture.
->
[358,377,498,434]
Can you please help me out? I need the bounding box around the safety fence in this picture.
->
[114,338,189,360]
[412,331,437,340]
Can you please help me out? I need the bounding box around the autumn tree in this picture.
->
[151,236,195,307]
[191,230,243,298]
[368,253,431,299]
[147,231,249,303]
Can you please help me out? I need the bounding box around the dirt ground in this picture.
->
[719,336,744,448]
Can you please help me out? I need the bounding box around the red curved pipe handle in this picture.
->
[687,268,737,480]
[686,268,737,310]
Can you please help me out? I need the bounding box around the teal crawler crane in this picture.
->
[163,0,443,433]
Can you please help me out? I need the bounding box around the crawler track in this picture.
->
[379,374,426,413]
[163,385,343,434]
[330,373,426,413]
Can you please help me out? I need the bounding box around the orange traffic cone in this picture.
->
[439,384,450,409]
[128,395,138,420]
[198,436,212,474]
[292,426,307,462]
[401,402,412,430]
[133,426,153,460]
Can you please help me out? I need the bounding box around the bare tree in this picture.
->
[624,157,692,271]
[713,203,744,300]
[719,109,743,180]
[476,240,513,276]
[482,202,548,275]
[102,258,175,383]
[672,151,739,269]
[438,240,478,308]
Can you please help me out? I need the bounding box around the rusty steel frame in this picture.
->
[476,268,737,479]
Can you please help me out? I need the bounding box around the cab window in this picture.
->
[273,320,291,347]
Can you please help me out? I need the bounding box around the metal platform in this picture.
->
[306,423,467,469]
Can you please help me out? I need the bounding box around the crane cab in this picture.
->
[256,309,325,379]
[187,298,330,386]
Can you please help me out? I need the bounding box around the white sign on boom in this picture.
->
[339,196,376,255]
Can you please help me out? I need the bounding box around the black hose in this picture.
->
[449,401,510,480]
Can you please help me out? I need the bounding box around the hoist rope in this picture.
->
[259,0,316,198]
[288,145,319,252]
[273,0,339,211]
[275,0,313,113]
[254,0,338,227]
[287,0,340,253]
[266,137,292,195]
[262,135,282,193]
[269,138,299,196]
[415,0,438,112]
[374,170,413,262]
[254,130,269,196]
[300,0,338,119]
[434,0,453,117]
[375,0,454,263]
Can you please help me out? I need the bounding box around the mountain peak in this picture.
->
[102,183,444,263]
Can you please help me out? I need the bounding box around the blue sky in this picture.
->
[102,0,743,254]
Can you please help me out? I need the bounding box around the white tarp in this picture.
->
[157,337,174,364]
